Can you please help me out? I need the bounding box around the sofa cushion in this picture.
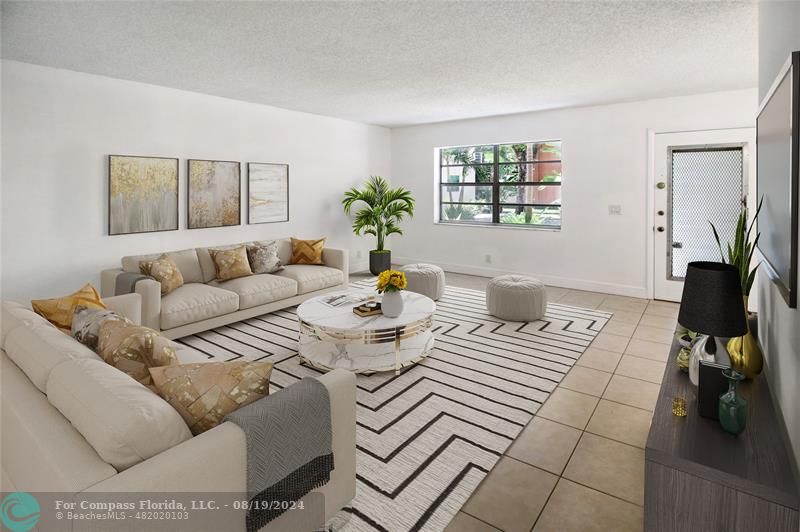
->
[122,248,203,284]
[210,274,298,310]
[2,351,117,492]
[160,283,239,330]
[2,301,52,343]
[273,265,344,295]
[3,307,101,393]
[47,358,192,471]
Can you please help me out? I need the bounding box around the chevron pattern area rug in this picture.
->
[177,280,611,532]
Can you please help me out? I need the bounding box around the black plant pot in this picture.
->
[369,250,391,275]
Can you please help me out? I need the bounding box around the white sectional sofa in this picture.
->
[1,294,356,531]
[100,238,349,339]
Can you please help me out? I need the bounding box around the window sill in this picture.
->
[433,221,561,232]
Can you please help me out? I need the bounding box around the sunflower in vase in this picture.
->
[376,270,407,317]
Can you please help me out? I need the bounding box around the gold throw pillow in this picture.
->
[149,360,273,435]
[290,237,325,265]
[209,246,253,281]
[31,283,106,333]
[97,320,177,387]
[140,254,184,295]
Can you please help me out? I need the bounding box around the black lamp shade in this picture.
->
[678,261,747,337]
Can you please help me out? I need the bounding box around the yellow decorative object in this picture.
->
[727,296,763,379]
[31,283,106,332]
[140,254,184,295]
[377,270,407,293]
[672,397,687,417]
[149,360,273,435]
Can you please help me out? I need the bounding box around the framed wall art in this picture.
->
[187,159,241,229]
[108,154,179,235]
[247,162,289,224]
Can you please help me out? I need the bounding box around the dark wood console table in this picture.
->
[645,340,799,531]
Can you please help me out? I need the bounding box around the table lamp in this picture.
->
[678,262,747,386]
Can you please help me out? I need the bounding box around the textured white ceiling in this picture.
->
[1,1,757,127]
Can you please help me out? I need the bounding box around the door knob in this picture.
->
[656,182,666,190]
[657,226,665,232]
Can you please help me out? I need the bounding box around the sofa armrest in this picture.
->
[100,268,123,298]
[135,279,162,331]
[322,247,349,286]
[102,294,142,325]
[84,370,356,527]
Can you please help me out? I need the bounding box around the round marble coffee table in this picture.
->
[297,290,435,374]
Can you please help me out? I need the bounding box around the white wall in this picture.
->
[0,60,390,302]
[757,1,800,475]
[389,89,757,297]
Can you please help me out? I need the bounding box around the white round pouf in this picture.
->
[486,275,547,322]
[401,263,446,301]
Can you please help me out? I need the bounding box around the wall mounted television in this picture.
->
[757,50,799,308]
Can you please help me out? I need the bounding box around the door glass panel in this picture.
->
[669,147,744,279]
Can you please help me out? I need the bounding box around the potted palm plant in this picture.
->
[342,176,415,275]
[709,197,763,378]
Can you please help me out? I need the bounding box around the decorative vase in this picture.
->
[369,250,391,275]
[381,290,404,318]
[727,296,763,379]
[688,335,716,386]
[719,368,747,435]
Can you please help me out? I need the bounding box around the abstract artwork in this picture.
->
[248,163,289,224]
[187,159,241,229]
[108,155,178,235]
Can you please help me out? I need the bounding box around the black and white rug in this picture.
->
[177,280,611,532]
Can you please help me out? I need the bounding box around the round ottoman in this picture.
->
[401,263,446,301]
[486,275,547,321]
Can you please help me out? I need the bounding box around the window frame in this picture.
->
[437,141,562,230]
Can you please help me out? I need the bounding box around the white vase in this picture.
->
[382,290,404,318]
[688,335,717,386]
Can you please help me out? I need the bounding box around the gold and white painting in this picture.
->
[248,163,289,224]
[188,159,241,229]
[108,155,178,235]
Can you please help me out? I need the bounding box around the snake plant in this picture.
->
[709,197,763,297]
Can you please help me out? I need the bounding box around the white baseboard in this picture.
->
[393,256,649,299]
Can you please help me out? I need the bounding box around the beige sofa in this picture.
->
[100,238,349,339]
[1,294,356,531]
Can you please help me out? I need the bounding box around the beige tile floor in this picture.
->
[354,270,676,531]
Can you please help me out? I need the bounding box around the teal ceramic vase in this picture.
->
[719,369,747,435]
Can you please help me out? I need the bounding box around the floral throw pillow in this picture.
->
[72,306,130,351]
[246,241,284,274]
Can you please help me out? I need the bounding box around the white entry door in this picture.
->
[653,129,755,302]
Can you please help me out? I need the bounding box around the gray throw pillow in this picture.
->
[246,241,284,274]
